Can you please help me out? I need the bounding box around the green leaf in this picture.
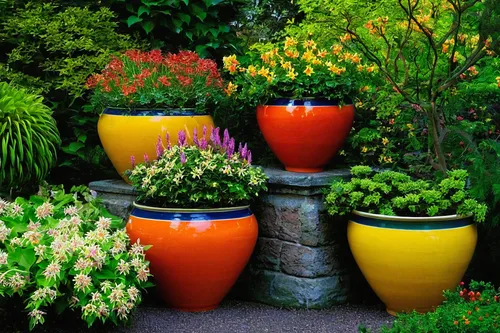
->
[138,5,151,17]
[8,247,36,270]
[127,15,143,27]
[77,134,87,143]
[142,20,156,34]
[177,13,191,24]
[93,269,117,280]
[204,0,224,6]
[65,142,85,153]
[191,3,207,21]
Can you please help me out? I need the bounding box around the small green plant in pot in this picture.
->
[125,127,268,311]
[325,166,487,316]
[86,49,225,181]
[0,82,61,194]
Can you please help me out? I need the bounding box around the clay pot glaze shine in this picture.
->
[257,99,354,173]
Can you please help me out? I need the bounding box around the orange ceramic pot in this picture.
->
[257,99,355,173]
[126,203,258,312]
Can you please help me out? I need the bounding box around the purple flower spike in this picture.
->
[241,143,248,159]
[246,150,252,164]
[193,127,199,147]
[203,125,207,137]
[200,137,208,150]
[178,130,187,146]
[166,133,171,150]
[156,135,164,158]
[180,151,187,164]
[238,142,243,154]
[144,153,150,163]
[227,138,235,157]
[210,127,221,146]
[222,129,230,149]
[130,155,136,168]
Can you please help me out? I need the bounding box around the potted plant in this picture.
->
[125,126,268,311]
[86,49,225,181]
[223,37,377,173]
[325,165,487,316]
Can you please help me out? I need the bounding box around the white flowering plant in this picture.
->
[126,127,268,208]
[0,185,153,330]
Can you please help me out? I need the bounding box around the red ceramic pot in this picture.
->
[257,99,355,173]
[126,203,258,312]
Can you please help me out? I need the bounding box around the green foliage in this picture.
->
[378,280,500,333]
[87,50,225,112]
[111,0,243,57]
[0,3,144,183]
[0,83,60,190]
[0,185,153,330]
[127,127,268,208]
[325,166,488,222]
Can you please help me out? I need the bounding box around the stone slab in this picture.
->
[262,166,350,188]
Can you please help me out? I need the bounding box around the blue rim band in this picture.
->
[351,215,473,230]
[103,108,208,116]
[130,207,253,221]
[266,98,352,106]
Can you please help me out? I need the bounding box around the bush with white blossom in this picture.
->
[0,185,153,330]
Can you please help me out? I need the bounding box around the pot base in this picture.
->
[285,167,324,173]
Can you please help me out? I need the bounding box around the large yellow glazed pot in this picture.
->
[348,210,477,316]
[97,108,214,182]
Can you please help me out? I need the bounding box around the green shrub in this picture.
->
[0,185,153,330]
[325,166,488,222]
[377,281,500,333]
[0,83,60,190]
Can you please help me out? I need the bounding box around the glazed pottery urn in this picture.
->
[97,108,214,182]
[348,210,477,315]
[126,203,258,311]
[256,98,354,173]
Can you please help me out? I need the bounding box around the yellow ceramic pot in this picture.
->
[348,210,477,316]
[97,109,214,182]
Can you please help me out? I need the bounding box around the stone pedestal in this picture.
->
[89,167,354,309]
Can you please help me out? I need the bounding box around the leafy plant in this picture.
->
[325,166,488,222]
[298,0,499,173]
[110,0,244,57]
[0,185,153,330]
[127,127,268,208]
[377,280,500,332]
[87,50,225,112]
[0,83,61,190]
[222,36,378,106]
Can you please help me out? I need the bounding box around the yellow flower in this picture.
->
[327,63,345,75]
[284,37,298,49]
[303,40,317,49]
[317,49,328,58]
[303,65,314,76]
[383,156,393,163]
[340,33,352,43]
[247,65,257,77]
[258,66,270,77]
[281,61,292,70]
[222,55,239,73]
[406,123,414,130]
[301,49,315,62]
[285,50,299,58]
[382,137,389,145]
[267,71,276,83]
[366,65,377,73]
[286,70,297,80]
[357,64,364,72]
[312,58,323,65]
[269,60,277,67]
[361,146,368,153]
[261,52,271,63]
[331,44,343,55]
[224,82,238,96]
[359,86,369,92]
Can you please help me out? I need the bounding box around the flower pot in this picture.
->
[256,99,354,173]
[97,109,214,182]
[348,210,477,315]
[126,203,258,312]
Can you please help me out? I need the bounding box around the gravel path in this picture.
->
[1,300,394,333]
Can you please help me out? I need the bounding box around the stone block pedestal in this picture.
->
[89,167,354,309]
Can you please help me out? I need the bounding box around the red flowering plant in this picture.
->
[86,50,225,113]
[378,280,500,332]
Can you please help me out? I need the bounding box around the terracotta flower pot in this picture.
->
[348,210,477,315]
[97,108,214,182]
[257,99,355,173]
[126,203,258,312]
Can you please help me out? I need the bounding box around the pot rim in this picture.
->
[352,210,473,222]
[133,202,250,213]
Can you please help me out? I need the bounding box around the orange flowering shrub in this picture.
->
[222,36,379,105]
